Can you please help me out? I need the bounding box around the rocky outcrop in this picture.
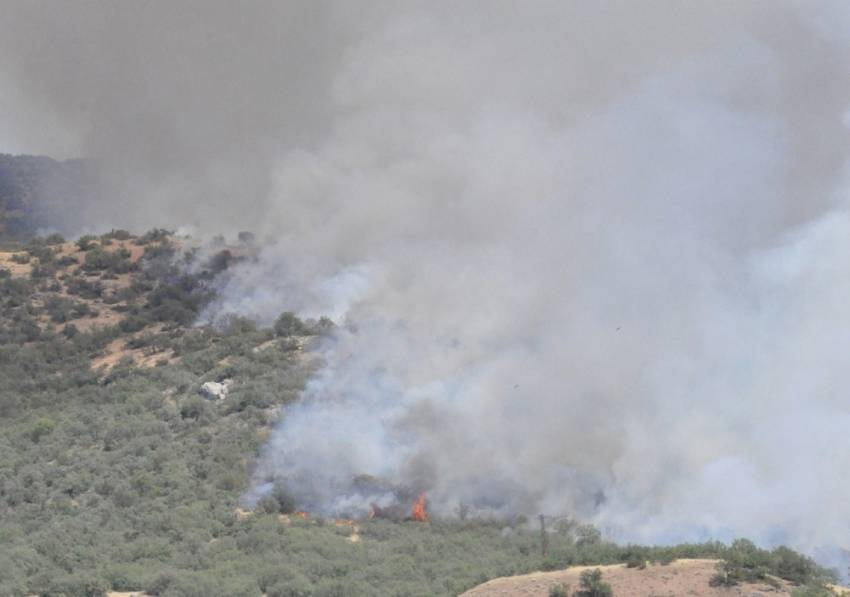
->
[199,379,233,400]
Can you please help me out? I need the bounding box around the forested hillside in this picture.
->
[0,232,838,596]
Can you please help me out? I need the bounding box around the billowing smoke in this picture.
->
[3,0,850,561]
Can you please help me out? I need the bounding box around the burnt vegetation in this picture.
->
[0,231,839,596]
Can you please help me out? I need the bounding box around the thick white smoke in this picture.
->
[3,0,850,563]
[223,3,850,557]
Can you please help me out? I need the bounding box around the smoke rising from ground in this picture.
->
[3,0,850,560]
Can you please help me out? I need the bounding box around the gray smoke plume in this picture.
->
[3,0,850,562]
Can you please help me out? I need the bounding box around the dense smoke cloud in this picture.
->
[0,0,346,233]
[3,0,850,563]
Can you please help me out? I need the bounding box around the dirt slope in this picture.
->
[461,559,796,597]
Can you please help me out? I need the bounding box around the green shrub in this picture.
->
[102,229,133,241]
[65,276,103,299]
[145,571,179,596]
[274,311,306,337]
[771,546,827,585]
[144,275,211,325]
[143,241,176,260]
[575,524,602,547]
[710,539,835,588]
[308,316,336,336]
[575,569,613,597]
[207,249,233,273]
[791,585,838,597]
[45,296,91,323]
[39,573,110,597]
[28,417,56,442]
[25,242,57,263]
[103,563,147,591]
[30,260,59,279]
[220,315,259,336]
[120,314,150,333]
[76,235,98,251]
[136,228,172,245]
[179,396,207,420]
[82,247,134,273]
[622,547,648,569]
[259,482,297,514]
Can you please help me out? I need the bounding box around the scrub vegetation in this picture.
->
[0,232,838,596]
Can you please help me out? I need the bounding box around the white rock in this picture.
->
[199,379,232,400]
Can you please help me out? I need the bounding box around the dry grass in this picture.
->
[0,248,34,275]
[91,334,178,372]
[461,559,804,597]
[2,239,187,371]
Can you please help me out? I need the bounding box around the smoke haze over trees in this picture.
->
[0,154,91,240]
[2,0,850,569]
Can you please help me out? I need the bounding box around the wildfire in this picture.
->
[294,511,309,519]
[410,493,428,522]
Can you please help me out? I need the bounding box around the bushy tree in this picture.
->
[119,314,149,333]
[274,311,306,337]
[82,247,134,273]
[207,249,233,273]
[791,586,838,597]
[771,546,826,585]
[76,235,98,251]
[136,228,172,245]
[260,482,297,514]
[575,569,613,597]
[28,417,56,443]
[575,524,602,547]
[102,229,133,241]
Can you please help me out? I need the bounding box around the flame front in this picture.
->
[411,493,428,522]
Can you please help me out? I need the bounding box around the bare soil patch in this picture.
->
[91,324,178,372]
[0,250,32,276]
[461,559,797,597]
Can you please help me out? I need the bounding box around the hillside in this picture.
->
[0,231,840,596]
[463,559,847,597]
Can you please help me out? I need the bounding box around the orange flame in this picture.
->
[411,493,428,522]
[295,511,309,519]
